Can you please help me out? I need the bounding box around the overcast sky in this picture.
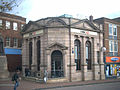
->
[11,0,120,22]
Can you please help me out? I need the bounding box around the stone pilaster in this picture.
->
[81,37,87,81]
[46,50,51,78]
[22,39,29,76]
[99,33,105,80]
[93,37,100,80]
[31,38,37,72]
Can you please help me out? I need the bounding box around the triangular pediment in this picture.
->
[46,42,68,50]
[22,21,40,33]
[71,20,98,30]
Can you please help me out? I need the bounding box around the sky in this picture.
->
[10,0,120,22]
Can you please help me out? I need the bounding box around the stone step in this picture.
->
[23,77,44,83]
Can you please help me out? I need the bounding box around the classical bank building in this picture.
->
[22,16,105,82]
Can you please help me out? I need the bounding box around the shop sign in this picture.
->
[111,57,119,61]
[106,57,120,63]
[71,28,97,36]
[23,30,43,38]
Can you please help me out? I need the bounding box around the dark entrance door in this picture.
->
[51,50,64,78]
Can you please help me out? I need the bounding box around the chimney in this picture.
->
[89,15,93,22]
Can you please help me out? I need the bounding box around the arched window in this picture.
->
[74,39,81,70]
[29,42,32,70]
[37,40,41,71]
[86,41,91,70]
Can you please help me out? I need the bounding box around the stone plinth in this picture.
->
[0,56,9,79]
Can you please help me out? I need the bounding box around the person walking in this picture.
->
[12,70,21,90]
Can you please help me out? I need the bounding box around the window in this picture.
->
[0,20,2,28]
[21,24,24,30]
[109,24,112,35]
[6,21,10,29]
[6,37,10,47]
[13,22,17,30]
[114,41,118,52]
[37,40,41,71]
[109,40,113,52]
[113,25,117,36]
[86,41,91,70]
[74,39,81,70]
[109,40,118,56]
[97,51,100,64]
[13,38,18,47]
[109,24,117,39]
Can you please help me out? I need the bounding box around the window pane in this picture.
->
[109,41,113,52]
[86,41,91,70]
[0,20,2,28]
[86,46,88,59]
[6,21,10,29]
[13,22,17,30]
[114,41,118,52]
[6,37,10,46]
[109,24,112,35]
[13,38,18,47]
[113,25,117,36]
[74,46,77,59]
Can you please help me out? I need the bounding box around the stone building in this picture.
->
[22,16,105,82]
[0,12,26,72]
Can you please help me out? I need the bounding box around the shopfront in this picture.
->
[106,57,120,78]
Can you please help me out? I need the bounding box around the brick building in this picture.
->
[0,12,26,72]
[94,17,120,78]
[22,16,105,82]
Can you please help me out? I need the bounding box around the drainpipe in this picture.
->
[68,18,72,82]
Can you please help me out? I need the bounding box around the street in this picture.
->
[46,82,120,90]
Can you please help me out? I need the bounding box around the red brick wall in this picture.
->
[117,26,120,56]
[104,23,109,55]
[0,13,26,47]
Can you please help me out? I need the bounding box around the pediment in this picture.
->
[46,18,67,26]
[22,21,40,33]
[71,20,98,30]
[46,42,68,50]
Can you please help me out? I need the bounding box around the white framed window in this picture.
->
[6,37,10,47]
[6,21,10,29]
[0,20,2,28]
[13,38,18,47]
[109,24,112,35]
[109,40,118,52]
[113,25,117,36]
[13,22,18,30]
[109,24,117,36]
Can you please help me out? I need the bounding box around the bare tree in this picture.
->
[0,0,23,12]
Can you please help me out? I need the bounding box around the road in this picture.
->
[47,82,120,90]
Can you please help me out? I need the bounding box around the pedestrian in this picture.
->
[12,70,21,90]
[44,70,48,83]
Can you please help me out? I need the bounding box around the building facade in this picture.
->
[0,12,26,72]
[22,16,105,82]
[94,18,120,78]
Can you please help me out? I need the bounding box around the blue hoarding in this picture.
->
[4,48,21,55]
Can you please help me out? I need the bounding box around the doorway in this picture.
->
[51,50,64,78]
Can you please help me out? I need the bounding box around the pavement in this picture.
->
[0,78,120,90]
